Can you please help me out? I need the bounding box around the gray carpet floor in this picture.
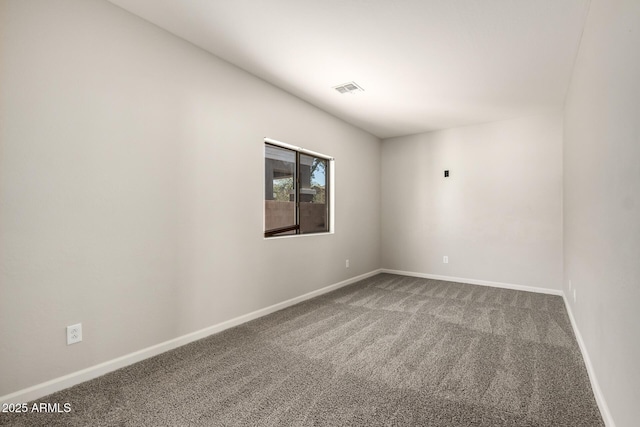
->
[0,273,604,426]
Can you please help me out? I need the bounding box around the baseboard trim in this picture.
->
[562,295,616,427]
[0,269,382,405]
[380,269,563,296]
[6,268,613,426]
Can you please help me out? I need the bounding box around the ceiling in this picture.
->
[108,0,591,139]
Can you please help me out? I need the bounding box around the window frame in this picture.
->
[264,138,334,239]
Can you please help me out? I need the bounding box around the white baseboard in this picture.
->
[380,269,563,296]
[4,268,614,427]
[562,295,616,427]
[0,269,382,405]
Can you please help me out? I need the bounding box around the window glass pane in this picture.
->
[299,154,328,234]
[265,145,296,234]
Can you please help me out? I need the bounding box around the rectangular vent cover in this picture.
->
[333,81,364,94]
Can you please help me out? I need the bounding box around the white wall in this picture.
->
[563,0,640,425]
[0,0,381,397]
[381,113,563,291]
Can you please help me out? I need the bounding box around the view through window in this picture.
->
[264,141,330,237]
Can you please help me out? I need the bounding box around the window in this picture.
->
[264,139,332,237]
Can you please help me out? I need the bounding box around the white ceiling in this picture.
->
[108,0,590,139]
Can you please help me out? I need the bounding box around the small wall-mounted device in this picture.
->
[444,170,450,177]
[67,323,82,345]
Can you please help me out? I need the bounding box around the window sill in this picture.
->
[263,231,334,240]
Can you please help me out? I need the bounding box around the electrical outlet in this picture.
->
[67,323,82,345]
[345,259,350,268]
[443,256,448,264]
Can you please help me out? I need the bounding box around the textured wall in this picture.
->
[381,113,563,291]
[0,0,381,397]
[563,0,640,425]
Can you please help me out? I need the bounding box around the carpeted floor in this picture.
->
[0,273,604,426]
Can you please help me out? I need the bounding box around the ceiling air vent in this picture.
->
[333,81,364,94]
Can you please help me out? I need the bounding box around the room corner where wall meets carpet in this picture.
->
[0,273,604,427]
